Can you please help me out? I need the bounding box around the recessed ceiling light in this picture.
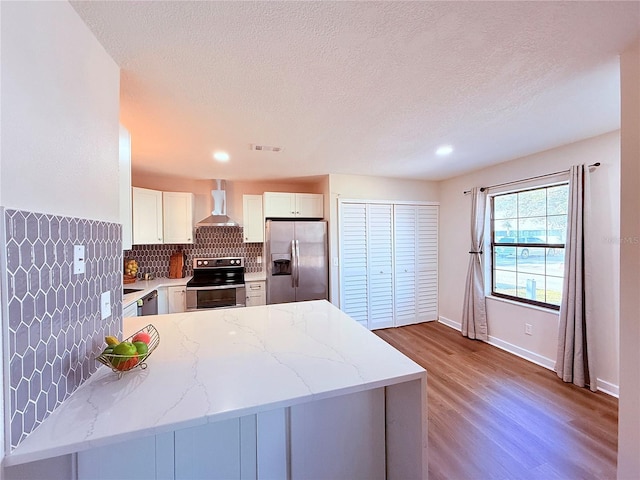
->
[213,151,230,162]
[436,145,453,156]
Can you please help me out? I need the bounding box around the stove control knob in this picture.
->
[203,260,209,265]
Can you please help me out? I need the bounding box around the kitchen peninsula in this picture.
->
[4,301,427,479]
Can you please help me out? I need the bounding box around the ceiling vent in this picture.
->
[250,144,283,152]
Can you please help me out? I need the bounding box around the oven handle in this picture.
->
[186,284,246,291]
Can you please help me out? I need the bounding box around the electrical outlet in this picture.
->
[525,323,533,335]
[100,291,111,320]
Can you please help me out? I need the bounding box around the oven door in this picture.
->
[186,285,246,311]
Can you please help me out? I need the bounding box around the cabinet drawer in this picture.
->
[246,281,266,307]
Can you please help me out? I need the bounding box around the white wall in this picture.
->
[438,132,621,393]
[0,1,120,476]
[617,40,640,480]
[1,1,120,222]
[328,174,440,305]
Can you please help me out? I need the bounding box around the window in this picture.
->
[490,184,568,309]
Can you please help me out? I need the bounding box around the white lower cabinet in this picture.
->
[123,302,138,318]
[76,390,385,480]
[167,286,187,313]
[174,419,246,479]
[77,435,157,480]
[245,281,266,307]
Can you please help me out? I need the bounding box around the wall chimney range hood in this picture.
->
[196,179,240,227]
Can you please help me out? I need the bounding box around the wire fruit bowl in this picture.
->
[97,324,160,378]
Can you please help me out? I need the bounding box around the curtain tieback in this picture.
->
[469,251,483,254]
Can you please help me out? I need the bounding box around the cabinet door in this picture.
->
[119,126,133,251]
[295,194,324,218]
[123,302,138,318]
[174,419,241,480]
[132,187,163,245]
[394,205,418,326]
[246,281,266,306]
[264,192,295,218]
[78,435,157,480]
[416,205,438,322]
[163,192,194,244]
[367,204,394,330]
[242,195,264,243]
[167,286,186,313]
[339,203,369,327]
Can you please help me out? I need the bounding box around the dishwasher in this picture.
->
[138,290,158,316]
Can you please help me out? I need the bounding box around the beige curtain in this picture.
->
[461,187,488,341]
[556,164,596,391]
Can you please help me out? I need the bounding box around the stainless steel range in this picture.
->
[186,257,246,310]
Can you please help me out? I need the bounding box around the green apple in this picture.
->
[133,341,149,360]
[111,342,138,370]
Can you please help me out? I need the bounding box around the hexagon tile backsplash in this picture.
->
[126,226,263,277]
[2,208,122,450]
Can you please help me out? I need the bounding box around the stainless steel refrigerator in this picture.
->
[265,220,328,304]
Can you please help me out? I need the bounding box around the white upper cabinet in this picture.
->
[295,193,324,218]
[132,188,194,245]
[263,192,323,219]
[163,192,195,244]
[132,187,163,245]
[243,194,264,243]
[119,126,133,251]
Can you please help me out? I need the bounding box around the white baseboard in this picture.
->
[436,316,619,397]
[596,378,619,398]
[486,335,556,371]
[437,316,460,330]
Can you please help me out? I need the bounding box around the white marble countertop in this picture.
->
[123,277,192,307]
[4,300,425,467]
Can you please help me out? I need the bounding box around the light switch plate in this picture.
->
[73,245,85,274]
[100,291,111,320]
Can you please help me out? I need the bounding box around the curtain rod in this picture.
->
[463,162,600,195]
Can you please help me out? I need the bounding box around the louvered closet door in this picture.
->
[339,203,369,326]
[416,205,438,321]
[394,205,418,326]
[367,204,394,330]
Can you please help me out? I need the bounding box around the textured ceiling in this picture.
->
[71,1,640,182]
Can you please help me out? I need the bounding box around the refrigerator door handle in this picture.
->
[291,239,297,288]
[295,239,300,287]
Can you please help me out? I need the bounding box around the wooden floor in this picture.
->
[376,321,618,480]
